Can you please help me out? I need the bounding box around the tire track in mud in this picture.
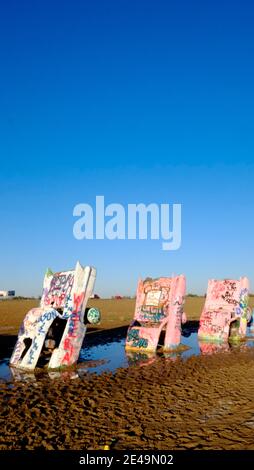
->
[1,349,254,450]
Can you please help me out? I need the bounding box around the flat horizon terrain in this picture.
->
[0,296,210,334]
[0,296,253,334]
[1,297,254,450]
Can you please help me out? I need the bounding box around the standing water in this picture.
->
[1,324,254,383]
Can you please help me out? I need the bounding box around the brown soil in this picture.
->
[0,298,254,450]
[1,349,254,450]
[0,296,226,334]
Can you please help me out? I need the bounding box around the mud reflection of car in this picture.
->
[198,277,251,345]
[248,309,254,334]
[125,350,157,367]
[198,341,230,355]
[10,261,100,371]
[126,275,187,352]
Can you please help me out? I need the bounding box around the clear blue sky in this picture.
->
[0,0,254,297]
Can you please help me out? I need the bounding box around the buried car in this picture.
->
[10,261,100,370]
[198,277,251,344]
[126,275,187,352]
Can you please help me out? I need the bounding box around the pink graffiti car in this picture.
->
[198,277,251,343]
[126,275,187,352]
[10,261,100,370]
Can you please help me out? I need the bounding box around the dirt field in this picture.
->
[1,348,254,450]
[1,297,254,450]
[0,296,229,334]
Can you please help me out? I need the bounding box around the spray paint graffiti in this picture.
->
[126,275,186,352]
[86,307,101,324]
[198,277,250,345]
[126,328,149,349]
[43,272,74,309]
[10,262,100,371]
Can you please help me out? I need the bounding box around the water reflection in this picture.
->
[126,350,156,367]
[1,324,254,384]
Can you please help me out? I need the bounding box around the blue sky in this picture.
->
[0,0,254,297]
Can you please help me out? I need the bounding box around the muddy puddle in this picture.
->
[1,324,254,383]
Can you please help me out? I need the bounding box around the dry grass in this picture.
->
[0,296,253,335]
[0,300,39,334]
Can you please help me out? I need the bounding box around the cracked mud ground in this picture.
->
[1,348,254,450]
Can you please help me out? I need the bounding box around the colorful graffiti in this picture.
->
[86,307,101,324]
[42,271,74,309]
[126,275,186,352]
[126,328,149,349]
[198,277,250,344]
[10,262,100,371]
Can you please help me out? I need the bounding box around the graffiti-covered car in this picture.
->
[198,277,251,343]
[10,261,100,370]
[126,275,187,352]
